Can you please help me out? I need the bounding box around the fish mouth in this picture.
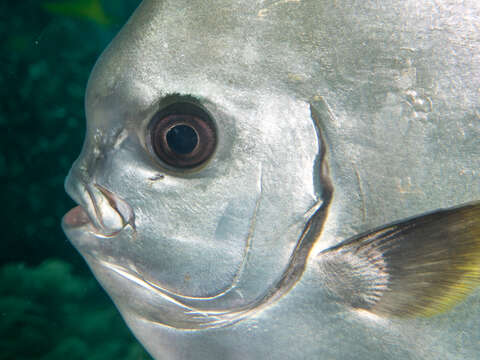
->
[63,205,91,228]
[62,182,135,238]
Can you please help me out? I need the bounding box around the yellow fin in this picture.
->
[42,0,113,25]
[319,202,480,317]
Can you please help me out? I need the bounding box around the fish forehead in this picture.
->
[87,0,480,241]
[86,0,480,101]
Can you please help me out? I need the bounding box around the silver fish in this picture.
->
[62,1,480,359]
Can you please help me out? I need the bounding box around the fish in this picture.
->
[62,1,480,359]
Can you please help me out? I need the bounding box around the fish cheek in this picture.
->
[130,203,255,298]
[127,170,262,299]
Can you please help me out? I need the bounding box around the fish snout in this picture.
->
[63,166,134,237]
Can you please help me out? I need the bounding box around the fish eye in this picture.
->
[149,102,217,169]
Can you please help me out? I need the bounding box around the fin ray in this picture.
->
[318,202,480,317]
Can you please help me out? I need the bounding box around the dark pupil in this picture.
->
[166,125,198,154]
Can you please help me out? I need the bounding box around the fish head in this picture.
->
[62,0,327,328]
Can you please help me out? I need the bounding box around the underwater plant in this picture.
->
[0,260,151,360]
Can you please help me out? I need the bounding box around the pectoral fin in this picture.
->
[318,202,480,317]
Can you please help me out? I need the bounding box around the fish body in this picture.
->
[63,1,480,359]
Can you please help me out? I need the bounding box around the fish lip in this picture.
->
[63,205,91,228]
[63,176,135,238]
[61,205,128,238]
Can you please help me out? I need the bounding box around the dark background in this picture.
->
[0,0,152,358]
